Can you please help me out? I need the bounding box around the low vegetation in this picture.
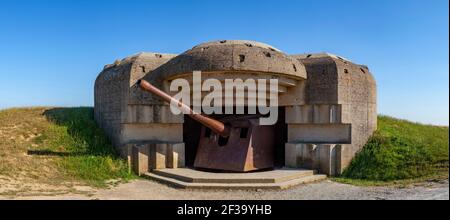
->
[37,107,134,185]
[338,116,449,185]
[0,107,134,196]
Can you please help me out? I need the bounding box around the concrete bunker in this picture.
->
[94,40,377,178]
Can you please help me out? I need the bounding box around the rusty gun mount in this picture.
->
[137,79,274,172]
[137,79,230,137]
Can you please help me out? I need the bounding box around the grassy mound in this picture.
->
[0,107,134,188]
[39,107,134,185]
[340,116,448,183]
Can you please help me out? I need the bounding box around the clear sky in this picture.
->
[0,0,448,125]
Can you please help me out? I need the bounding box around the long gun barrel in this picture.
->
[137,79,230,137]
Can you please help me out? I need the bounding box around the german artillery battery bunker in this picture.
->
[94,40,377,189]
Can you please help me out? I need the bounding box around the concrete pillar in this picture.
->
[166,143,185,168]
[149,143,167,170]
[285,105,313,124]
[148,143,186,170]
[131,144,150,176]
[128,142,186,175]
[314,105,330,123]
[121,104,185,173]
[285,104,346,176]
[335,144,352,175]
[311,144,320,170]
[285,143,300,168]
[127,144,132,174]
[285,143,318,169]
[318,144,337,176]
[285,143,341,176]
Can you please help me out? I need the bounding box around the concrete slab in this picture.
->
[152,168,314,183]
[143,168,326,190]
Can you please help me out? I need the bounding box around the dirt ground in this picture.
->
[1,178,448,200]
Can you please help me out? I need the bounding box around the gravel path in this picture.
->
[3,178,448,200]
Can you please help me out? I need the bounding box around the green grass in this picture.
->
[34,107,135,187]
[337,115,449,185]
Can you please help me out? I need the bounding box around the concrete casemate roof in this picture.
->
[193,40,282,52]
[123,52,178,62]
[292,53,371,70]
[292,53,351,62]
[103,52,178,70]
[145,40,307,83]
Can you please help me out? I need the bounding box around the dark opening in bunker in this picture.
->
[183,107,287,169]
[218,135,229,147]
[240,127,249,138]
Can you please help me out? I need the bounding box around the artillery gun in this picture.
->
[138,79,275,172]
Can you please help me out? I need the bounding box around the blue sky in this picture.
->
[0,0,448,125]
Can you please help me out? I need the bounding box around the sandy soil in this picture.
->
[1,178,448,200]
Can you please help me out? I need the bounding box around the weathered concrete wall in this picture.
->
[94,53,177,157]
[94,59,132,152]
[285,53,377,175]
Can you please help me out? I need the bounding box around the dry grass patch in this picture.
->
[0,107,134,197]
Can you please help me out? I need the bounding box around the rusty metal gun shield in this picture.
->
[194,118,275,172]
